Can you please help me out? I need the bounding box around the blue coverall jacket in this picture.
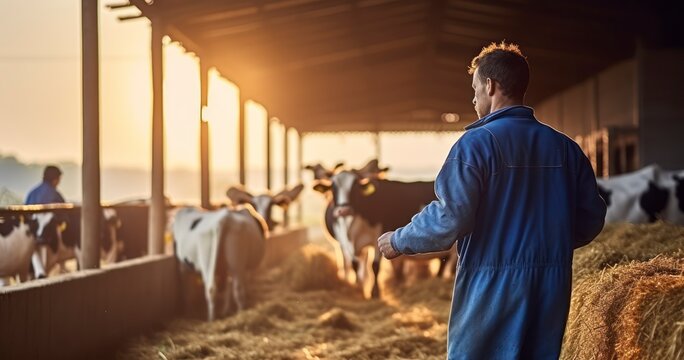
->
[25,182,65,205]
[391,105,607,359]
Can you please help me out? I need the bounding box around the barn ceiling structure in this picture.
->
[111,0,648,133]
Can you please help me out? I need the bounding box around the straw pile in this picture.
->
[115,242,451,360]
[278,244,343,292]
[562,257,684,360]
[572,222,684,281]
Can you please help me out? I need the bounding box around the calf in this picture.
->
[597,165,669,223]
[226,184,304,231]
[172,206,267,321]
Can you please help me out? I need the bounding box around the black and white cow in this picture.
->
[226,184,304,231]
[312,160,455,298]
[172,206,267,321]
[0,213,58,286]
[32,208,122,277]
[597,165,670,223]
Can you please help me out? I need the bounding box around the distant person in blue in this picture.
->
[25,165,66,205]
[378,42,607,359]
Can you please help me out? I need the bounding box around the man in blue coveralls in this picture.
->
[25,165,66,205]
[377,42,607,359]
[25,165,66,278]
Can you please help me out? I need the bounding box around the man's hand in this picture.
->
[377,231,401,259]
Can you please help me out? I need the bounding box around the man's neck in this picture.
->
[490,97,524,114]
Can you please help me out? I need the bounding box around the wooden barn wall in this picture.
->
[534,59,636,139]
[639,49,684,171]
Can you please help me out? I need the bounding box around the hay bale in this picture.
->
[562,257,684,360]
[573,222,684,280]
[280,244,342,291]
[616,275,684,360]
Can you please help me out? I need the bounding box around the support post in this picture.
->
[374,131,381,162]
[297,130,304,224]
[238,95,246,185]
[200,62,210,208]
[81,0,101,269]
[283,126,290,227]
[266,118,272,190]
[149,17,165,255]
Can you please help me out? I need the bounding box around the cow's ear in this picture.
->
[274,184,304,207]
[359,178,376,196]
[673,174,683,182]
[226,186,253,205]
[313,180,332,193]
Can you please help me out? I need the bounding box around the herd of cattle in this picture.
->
[1,160,683,320]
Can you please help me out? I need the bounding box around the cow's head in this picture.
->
[313,170,377,218]
[226,184,304,230]
[100,208,123,254]
[673,174,684,212]
[354,159,389,180]
[639,180,670,222]
[304,162,345,180]
[32,212,66,253]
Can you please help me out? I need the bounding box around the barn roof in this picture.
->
[112,0,650,133]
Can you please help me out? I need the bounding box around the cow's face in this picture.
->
[227,185,304,230]
[639,180,670,222]
[314,171,376,218]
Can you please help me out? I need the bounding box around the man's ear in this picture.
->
[226,186,254,205]
[313,180,332,193]
[486,77,495,96]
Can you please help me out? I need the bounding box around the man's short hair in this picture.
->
[468,41,529,99]
[43,165,62,183]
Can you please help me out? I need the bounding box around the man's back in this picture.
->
[25,182,65,205]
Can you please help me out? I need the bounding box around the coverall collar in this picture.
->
[465,105,535,130]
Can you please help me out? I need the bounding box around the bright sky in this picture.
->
[0,0,462,194]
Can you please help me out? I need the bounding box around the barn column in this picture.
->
[297,130,304,223]
[238,94,246,185]
[266,118,273,190]
[148,17,166,255]
[81,0,101,269]
[199,62,210,209]
[283,126,290,227]
[374,131,381,162]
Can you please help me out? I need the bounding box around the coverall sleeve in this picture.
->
[391,143,483,255]
[573,153,607,249]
